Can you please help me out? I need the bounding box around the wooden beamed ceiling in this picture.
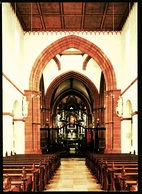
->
[11,2,134,32]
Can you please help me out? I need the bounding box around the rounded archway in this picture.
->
[123,100,133,117]
[25,35,121,154]
[45,70,99,110]
[13,100,21,118]
[29,35,117,92]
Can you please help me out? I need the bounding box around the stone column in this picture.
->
[104,89,121,153]
[24,90,41,154]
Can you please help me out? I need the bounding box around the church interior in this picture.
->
[2,2,138,192]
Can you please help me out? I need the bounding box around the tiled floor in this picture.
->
[44,158,104,192]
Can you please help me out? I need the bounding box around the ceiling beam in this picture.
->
[37,2,45,30]
[81,2,85,30]
[60,2,65,30]
[100,2,109,30]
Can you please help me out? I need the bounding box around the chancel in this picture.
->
[2,2,138,192]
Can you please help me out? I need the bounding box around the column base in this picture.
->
[104,149,121,153]
[25,149,42,154]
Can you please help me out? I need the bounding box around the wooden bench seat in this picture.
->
[100,162,138,191]
[3,153,61,192]
[126,180,138,190]
[3,153,61,178]
[85,152,138,192]
[96,161,138,182]
[3,164,46,192]
[85,152,137,175]
[3,166,36,192]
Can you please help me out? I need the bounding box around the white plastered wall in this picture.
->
[2,3,25,156]
[2,2,138,154]
[23,31,122,92]
[120,3,138,154]
[2,76,25,156]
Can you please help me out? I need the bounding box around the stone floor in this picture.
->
[44,158,104,192]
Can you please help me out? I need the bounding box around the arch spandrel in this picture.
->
[29,35,117,91]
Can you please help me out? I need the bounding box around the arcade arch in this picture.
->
[29,35,116,91]
[24,35,121,154]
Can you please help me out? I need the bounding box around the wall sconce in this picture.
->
[45,118,49,127]
[96,118,100,128]
[40,106,46,112]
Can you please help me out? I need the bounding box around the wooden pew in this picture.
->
[99,160,138,188]
[3,152,61,180]
[3,174,12,191]
[3,163,44,192]
[85,152,137,178]
[101,161,138,191]
[3,166,32,192]
[85,152,138,192]
[3,153,61,177]
[3,153,61,192]
[3,166,43,192]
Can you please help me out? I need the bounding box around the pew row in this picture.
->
[3,153,61,192]
[85,152,138,192]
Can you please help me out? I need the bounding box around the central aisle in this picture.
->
[44,158,103,192]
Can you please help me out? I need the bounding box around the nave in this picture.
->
[3,152,138,192]
[44,158,103,192]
